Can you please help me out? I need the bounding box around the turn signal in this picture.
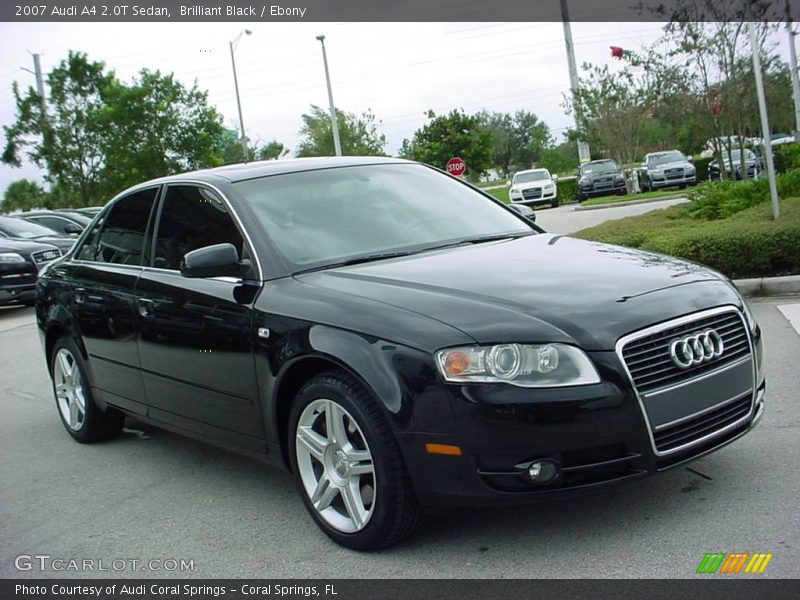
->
[425,443,463,456]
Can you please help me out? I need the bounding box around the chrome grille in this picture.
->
[621,310,750,395]
[653,394,751,453]
[522,188,542,200]
[32,249,60,264]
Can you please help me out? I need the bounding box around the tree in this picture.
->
[2,51,115,205]
[99,69,225,194]
[216,129,289,164]
[296,105,386,157]
[3,52,232,206]
[480,110,552,177]
[538,139,580,175]
[400,109,494,180]
[1,179,46,213]
[256,140,289,161]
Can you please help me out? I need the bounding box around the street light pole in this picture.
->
[748,23,780,219]
[560,0,590,164]
[787,23,800,143]
[316,35,342,157]
[229,29,252,162]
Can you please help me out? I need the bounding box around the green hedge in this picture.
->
[775,143,800,173]
[687,169,800,220]
[556,177,578,203]
[692,156,713,183]
[573,197,800,279]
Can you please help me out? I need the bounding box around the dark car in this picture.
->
[0,216,75,254]
[36,157,765,550]
[640,150,696,191]
[17,210,93,236]
[1,238,61,306]
[577,159,627,200]
[73,207,104,216]
[709,149,760,181]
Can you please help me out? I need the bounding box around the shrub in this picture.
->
[573,197,800,279]
[556,177,577,203]
[692,156,713,183]
[775,143,800,173]
[686,169,800,220]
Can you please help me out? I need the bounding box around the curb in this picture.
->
[733,275,800,298]
[574,194,688,211]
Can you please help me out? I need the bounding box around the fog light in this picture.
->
[520,459,559,483]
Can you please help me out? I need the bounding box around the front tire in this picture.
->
[50,336,124,443]
[289,371,420,550]
[550,199,559,208]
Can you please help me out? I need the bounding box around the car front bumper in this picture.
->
[397,328,765,508]
[650,174,696,189]
[579,180,626,198]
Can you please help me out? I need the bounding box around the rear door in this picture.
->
[70,187,160,415]
[135,183,264,450]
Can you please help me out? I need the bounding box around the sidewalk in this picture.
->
[733,275,800,298]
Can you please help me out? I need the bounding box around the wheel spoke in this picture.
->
[57,351,72,378]
[311,476,338,511]
[348,462,374,477]
[68,397,79,429]
[325,401,349,445]
[297,425,327,462]
[345,447,370,464]
[341,479,366,529]
[55,383,69,399]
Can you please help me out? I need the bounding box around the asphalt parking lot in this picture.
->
[0,295,798,579]
[534,196,689,234]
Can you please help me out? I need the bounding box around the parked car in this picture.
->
[17,210,93,236]
[508,168,558,208]
[73,206,104,216]
[36,157,765,550]
[709,149,760,181]
[1,238,61,306]
[0,216,75,254]
[640,150,696,191]
[576,159,627,200]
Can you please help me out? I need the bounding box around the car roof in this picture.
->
[133,156,415,187]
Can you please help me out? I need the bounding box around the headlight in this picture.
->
[545,184,554,190]
[579,177,589,186]
[649,169,663,176]
[435,343,601,387]
[0,252,26,264]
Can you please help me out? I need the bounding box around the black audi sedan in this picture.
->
[35,157,765,550]
[1,238,61,306]
[576,159,627,200]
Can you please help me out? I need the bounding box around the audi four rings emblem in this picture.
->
[669,329,725,369]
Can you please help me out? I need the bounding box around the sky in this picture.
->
[0,21,794,195]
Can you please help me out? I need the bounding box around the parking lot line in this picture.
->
[777,303,800,336]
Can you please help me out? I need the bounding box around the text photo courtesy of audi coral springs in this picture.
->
[34,157,765,550]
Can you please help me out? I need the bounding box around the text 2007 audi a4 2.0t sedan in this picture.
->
[36,157,765,550]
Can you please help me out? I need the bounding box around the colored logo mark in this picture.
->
[696,552,773,574]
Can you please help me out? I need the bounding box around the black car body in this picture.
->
[709,149,760,181]
[577,160,627,200]
[35,157,765,550]
[1,238,61,306]
[0,215,76,254]
[640,150,697,191]
[17,210,92,236]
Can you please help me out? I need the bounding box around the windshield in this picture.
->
[580,162,618,175]
[513,171,549,184]
[649,151,685,167]
[0,217,58,239]
[723,149,755,162]
[235,163,534,272]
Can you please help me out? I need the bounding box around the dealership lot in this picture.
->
[0,296,798,578]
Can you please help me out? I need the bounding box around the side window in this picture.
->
[30,216,67,234]
[152,185,249,273]
[76,188,157,264]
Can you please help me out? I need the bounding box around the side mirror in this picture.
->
[552,174,559,182]
[180,243,242,279]
[687,155,694,162]
[64,222,83,235]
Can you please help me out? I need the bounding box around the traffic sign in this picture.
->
[446,157,466,177]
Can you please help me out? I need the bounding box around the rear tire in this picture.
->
[50,336,124,443]
[289,370,421,550]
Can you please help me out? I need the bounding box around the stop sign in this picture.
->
[446,157,466,177]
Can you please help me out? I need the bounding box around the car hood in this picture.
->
[0,239,60,255]
[10,235,73,250]
[297,234,740,351]
[652,160,691,170]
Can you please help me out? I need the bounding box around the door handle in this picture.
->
[74,288,86,305]
[136,298,155,317]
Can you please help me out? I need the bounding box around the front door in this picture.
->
[135,184,263,450]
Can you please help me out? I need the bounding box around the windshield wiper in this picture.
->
[456,232,534,245]
[294,251,417,275]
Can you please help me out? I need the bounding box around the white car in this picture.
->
[508,168,558,208]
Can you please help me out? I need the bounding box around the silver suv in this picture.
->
[641,150,696,191]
